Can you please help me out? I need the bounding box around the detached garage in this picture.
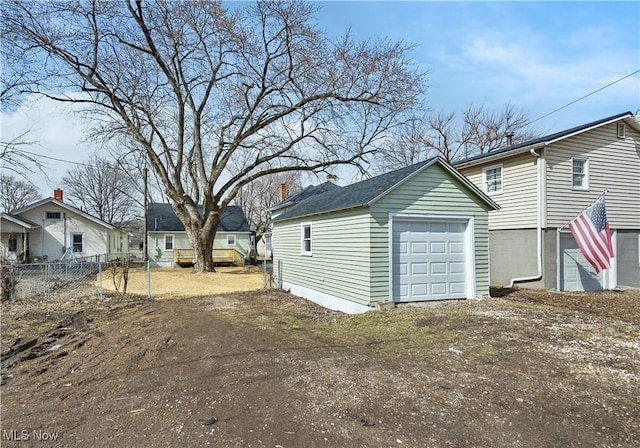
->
[272,157,499,313]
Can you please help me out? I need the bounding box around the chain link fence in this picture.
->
[1,255,143,302]
[2,256,272,302]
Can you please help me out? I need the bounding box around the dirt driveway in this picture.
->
[1,278,639,447]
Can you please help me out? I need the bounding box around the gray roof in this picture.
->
[273,158,436,221]
[147,204,251,232]
[455,111,633,166]
[270,182,342,211]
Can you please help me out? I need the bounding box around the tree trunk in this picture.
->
[191,228,216,273]
[176,204,220,273]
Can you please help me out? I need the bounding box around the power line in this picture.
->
[17,149,95,167]
[527,69,640,126]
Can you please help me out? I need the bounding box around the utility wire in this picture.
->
[527,69,640,126]
[16,149,95,167]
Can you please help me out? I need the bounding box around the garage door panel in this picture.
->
[411,283,428,295]
[411,242,427,253]
[430,241,446,254]
[449,262,465,274]
[560,233,603,291]
[411,262,428,275]
[392,219,468,302]
[430,283,447,296]
[430,262,446,275]
[449,241,464,254]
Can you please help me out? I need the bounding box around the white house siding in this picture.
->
[459,152,538,230]
[272,209,372,306]
[17,204,109,260]
[545,123,640,229]
[369,163,492,302]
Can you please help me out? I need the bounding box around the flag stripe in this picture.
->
[569,218,609,272]
[574,216,610,265]
[567,196,614,274]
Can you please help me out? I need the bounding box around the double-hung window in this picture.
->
[301,223,312,256]
[572,157,588,190]
[72,234,83,252]
[164,235,174,251]
[482,164,503,195]
[227,234,236,246]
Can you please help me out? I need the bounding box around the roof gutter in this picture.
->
[508,145,545,288]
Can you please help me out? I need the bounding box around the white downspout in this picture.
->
[508,146,544,287]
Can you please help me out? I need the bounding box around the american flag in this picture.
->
[568,196,614,273]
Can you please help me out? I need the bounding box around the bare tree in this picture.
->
[236,171,303,243]
[463,103,538,155]
[0,175,42,212]
[0,8,46,178]
[375,103,539,170]
[374,116,437,174]
[3,1,425,272]
[62,156,139,226]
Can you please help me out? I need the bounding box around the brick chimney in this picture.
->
[53,189,63,202]
[278,183,287,202]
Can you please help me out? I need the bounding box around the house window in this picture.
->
[72,234,83,252]
[572,157,589,190]
[617,123,625,139]
[227,234,236,246]
[164,235,174,251]
[301,223,312,256]
[8,235,18,252]
[482,164,503,194]
[46,211,61,219]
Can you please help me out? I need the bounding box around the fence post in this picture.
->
[46,263,50,300]
[98,256,103,299]
[146,260,151,298]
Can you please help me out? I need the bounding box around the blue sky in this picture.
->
[3,1,639,194]
[313,1,639,134]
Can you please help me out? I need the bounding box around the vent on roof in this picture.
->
[617,123,625,139]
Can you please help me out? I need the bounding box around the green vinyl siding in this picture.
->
[273,161,493,308]
[369,163,493,302]
[214,232,251,258]
[272,209,372,305]
[148,232,192,264]
[148,231,251,264]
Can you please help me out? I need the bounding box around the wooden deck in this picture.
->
[173,248,245,266]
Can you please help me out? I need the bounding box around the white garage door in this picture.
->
[560,232,603,291]
[392,219,468,302]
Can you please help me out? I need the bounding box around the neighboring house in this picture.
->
[271,157,499,313]
[455,111,640,291]
[0,189,129,262]
[146,203,253,267]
